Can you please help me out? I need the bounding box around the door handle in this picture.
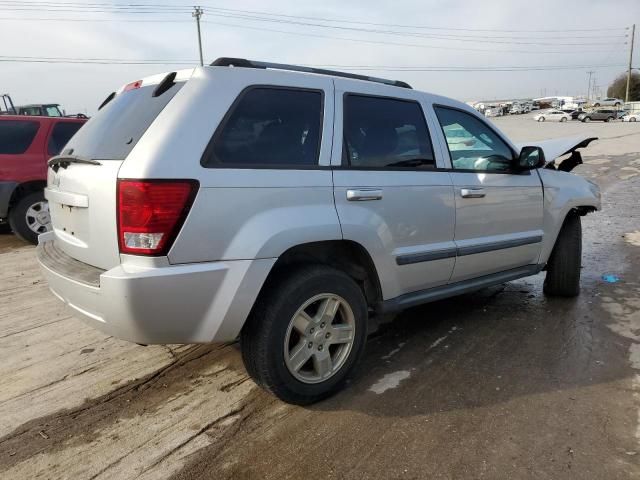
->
[460,188,485,198]
[346,189,383,201]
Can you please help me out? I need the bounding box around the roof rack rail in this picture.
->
[210,57,412,89]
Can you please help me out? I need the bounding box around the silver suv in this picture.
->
[37,58,600,404]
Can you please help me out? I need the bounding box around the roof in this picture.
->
[17,104,61,108]
[0,115,85,123]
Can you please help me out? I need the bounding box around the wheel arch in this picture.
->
[540,206,593,265]
[261,240,383,312]
[9,180,47,209]
[537,168,600,265]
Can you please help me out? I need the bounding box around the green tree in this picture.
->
[607,71,640,101]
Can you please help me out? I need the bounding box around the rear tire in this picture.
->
[8,191,50,245]
[544,213,582,297]
[631,117,637,122]
[241,265,368,405]
[538,117,545,122]
[593,103,600,107]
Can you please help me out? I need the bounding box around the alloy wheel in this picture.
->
[284,293,356,384]
[25,201,51,234]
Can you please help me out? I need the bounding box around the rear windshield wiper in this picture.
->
[49,155,102,172]
[385,157,435,168]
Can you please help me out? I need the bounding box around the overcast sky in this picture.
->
[1,0,638,114]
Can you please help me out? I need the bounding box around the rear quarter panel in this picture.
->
[117,67,341,264]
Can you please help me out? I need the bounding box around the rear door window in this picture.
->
[63,81,184,160]
[48,122,84,156]
[342,94,435,169]
[0,120,39,154]
[204,87,323,167]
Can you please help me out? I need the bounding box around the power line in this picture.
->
[0,0,627,33]
[195,11,626,46]
[0,16,192,23]
[0,7,625,46]
[0,55,626,71]
[0,14,621,54]
[199,20,623,55]
[0,11,627,44]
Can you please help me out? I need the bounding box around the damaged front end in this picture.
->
[516,135,597,173]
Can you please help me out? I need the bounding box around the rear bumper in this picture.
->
[36,232,275,344]
[0,181,17,219]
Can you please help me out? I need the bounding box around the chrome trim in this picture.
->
[346,188,383,201]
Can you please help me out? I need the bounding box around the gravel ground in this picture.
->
[0,116,639,479]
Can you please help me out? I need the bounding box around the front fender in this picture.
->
[537,169,600,263]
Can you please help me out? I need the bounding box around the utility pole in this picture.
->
[193,6,204,66]
[626,24,635,103]
[586,70,594,102]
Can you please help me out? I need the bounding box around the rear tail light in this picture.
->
[117,179,198,256]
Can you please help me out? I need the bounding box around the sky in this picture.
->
[1,0,638,114]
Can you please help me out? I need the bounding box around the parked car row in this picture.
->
[533,108,638,123]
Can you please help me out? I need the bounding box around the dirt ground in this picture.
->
[0,116,639,479]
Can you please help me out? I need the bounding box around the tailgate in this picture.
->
[46,161,122,270]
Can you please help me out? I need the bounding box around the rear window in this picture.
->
[204,87,323,167]
[0,120,39,154]
[48,122,84,156]
[19,107,42,116]
[63,81,184,160]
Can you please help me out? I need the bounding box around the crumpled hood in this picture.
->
[516,135,597,165]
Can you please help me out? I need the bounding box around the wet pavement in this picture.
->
[0,118,639,479]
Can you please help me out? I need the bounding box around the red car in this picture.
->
[0,115,86,243]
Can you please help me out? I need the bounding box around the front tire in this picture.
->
[583,117,591,123]
[560,117,567,122]
[241,265,368,405]
[538,117,545,122]
[544,213,582,297]
[606,116,613,122]
[8,191,50,245]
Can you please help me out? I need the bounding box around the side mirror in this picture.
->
[517,146,546,170]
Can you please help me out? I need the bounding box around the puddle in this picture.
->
[368,370,411,394]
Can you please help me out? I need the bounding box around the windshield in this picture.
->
[62,81,184,160]
[45,105,62,117]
